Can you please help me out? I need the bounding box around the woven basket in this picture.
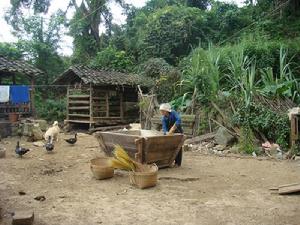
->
[90,157,114,180]
[129,164,158,189]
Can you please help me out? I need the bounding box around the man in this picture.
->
[160,103,183,166]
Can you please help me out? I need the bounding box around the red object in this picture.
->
[8,112,19,123]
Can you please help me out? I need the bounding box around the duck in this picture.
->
[45,136,54,152]
[64,133,77,145]
[15,141,30,157]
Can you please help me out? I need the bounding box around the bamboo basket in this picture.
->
[129,164,158,189]
[90,157,114,180]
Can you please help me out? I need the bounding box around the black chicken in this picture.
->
[45,136,54,152]
[15,141,30,157]
[64,133,77,145]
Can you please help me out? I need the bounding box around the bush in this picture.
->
[180,46,220,103]
[90,45,134,72]
[138,58,173,79]
[36,97,66,122]
[232,103,290,149]
[138,58,181,102]
[238,125,256,154]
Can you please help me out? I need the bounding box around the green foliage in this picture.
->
[35,96,66,122]
[6,0,51,30]
[169,93,192,112]
[225,52,258,107]
[232,103,290,149]
[238,124,256,154]
[69,8,100,63]
[6,11,67,84]
[138,58,173,79]
[138,6,207,64]
[206,2,252,43]
[3,0,300,142]
[180,46,220,102]
[138,58,181,102]
[0,43,22,60]
[69,0,127,63]
[90,46,134,72]
[186,0,210,9]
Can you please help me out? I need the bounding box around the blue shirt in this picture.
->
[161,110,182,134]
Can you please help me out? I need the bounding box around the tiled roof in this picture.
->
[53,65,154,87]
[0,56,43,77]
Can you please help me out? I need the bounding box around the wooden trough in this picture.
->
[95,130,185,168]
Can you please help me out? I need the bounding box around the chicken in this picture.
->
[64,133,77,145]
[44,136,54,152]
[15,141,30,157]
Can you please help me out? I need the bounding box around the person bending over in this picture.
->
[160,103,183,166]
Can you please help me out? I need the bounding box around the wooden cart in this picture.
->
[95,130,185,168]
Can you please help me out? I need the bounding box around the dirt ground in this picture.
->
[0,133,300,225]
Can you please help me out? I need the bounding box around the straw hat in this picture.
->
[159,103,172,112]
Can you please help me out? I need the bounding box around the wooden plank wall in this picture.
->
[66,85,140,126]
[123,88,139,121]
[67,86,91,123]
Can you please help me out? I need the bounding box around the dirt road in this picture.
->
[0,134,300,225]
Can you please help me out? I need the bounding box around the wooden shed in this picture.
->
[53,66,153,128]
[0,55,43,119]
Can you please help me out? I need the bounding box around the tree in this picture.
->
[6,0,51,30]
[137,6,207,64]
[206,1,252,43]
[186,0,210,10]
[68,0,129,63]
[138,58,181,102]
[0,43,23,60]
[89,45,134,72]
[20,14,66,84]
[6,8,67,84]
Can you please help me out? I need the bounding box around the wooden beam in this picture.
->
[184,132,216,145]
[69,100,90,105]
[89,83,93,129]
[106,92,109,117]
[69,95,90,98]
[120,93,124,119]
[69,106,90,110]
[93,116,121,119]
[279,183,300,195]
[12,74,16,84]
[66,85,70,121]
[30,78,36,118]
[69,114,90,117]
[65,119,95,124]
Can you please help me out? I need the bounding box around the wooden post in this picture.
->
[106,91,109,118]
[120,92,124,120]
[290,114,298,148]
[66,85,70,121]
[135,138,144,163]
[30,78,36,118]
[89,83,93,129]
[12,74,16,84]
